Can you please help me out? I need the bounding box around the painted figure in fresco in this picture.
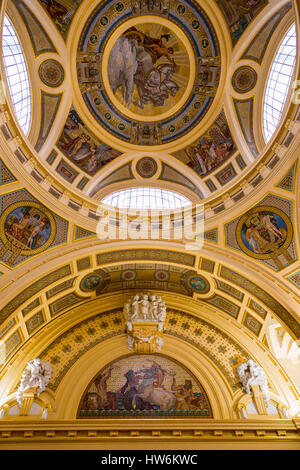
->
[5,207,50,249]
[57,109,121,175]
[39,0,80,35]
[170,373,208,410]
[119,369,152,410]
[217,0,266,42]
[243,211,287,254]
[39,0,68,20]
[187,138,234,176]
[108,26,179,110]
[79,356,211,416]
[94,365,119,410]
[259,212,284,240]
[171,374,194,410]
[6,208,31,242]
[131,360,177,410]
[26,215,50,249]
[137,360,168,390]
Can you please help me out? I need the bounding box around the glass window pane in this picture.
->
[2,15,32,136]
[263,24,296,143]
[101,188,192,210]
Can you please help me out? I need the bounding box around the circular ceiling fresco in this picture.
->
[77,0,221,146]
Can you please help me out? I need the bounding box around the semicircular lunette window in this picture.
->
[2,15,32,135]
[101,188,192,209]
[263,23,296,143]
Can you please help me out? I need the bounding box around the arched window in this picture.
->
[2,15,32,135]
[263,23,296,143]
[101,187,192,209]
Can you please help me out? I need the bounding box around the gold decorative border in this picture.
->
[236,205,293,261]
[0,200,56,256]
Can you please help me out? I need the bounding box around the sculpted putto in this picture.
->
[123,294,167,352]
[17,359,52,406]
[123,294,166,325]
[237,359,269,404]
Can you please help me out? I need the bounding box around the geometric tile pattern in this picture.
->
[25,310,45,335]
[248,299,268,319]
[0,159,16,186]
[216,279,244,301]
[287,270,300,289]
[277,163,296,192]
[220,266,300,338]
[0,265,72,325]
[96,250,195,267]
[204,294,240,318]
[40,309,250,392]
[242,312,263,336]
[74,226,96,240]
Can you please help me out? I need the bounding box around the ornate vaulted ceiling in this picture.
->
[0,0,299,449]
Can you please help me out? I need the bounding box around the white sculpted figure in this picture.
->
[149,295,159,319]
[140,294,150,319]
[123,294,167,352]
[237,359,269,404]
[131,295,141,320]
[122,293,167,326]
[17,359,52,406]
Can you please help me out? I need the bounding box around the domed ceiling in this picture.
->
[75,0,220,146]
[1,0,296,206]
[0,0,299,444]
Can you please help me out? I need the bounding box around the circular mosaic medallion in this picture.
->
[136,157,158,178]
[76,0,221,145]
[232,66,257,94]
[38,59,65,88]
[106,21,190,119]
[188,275,210,293]
[80,273,103,291]
[236,206,293,260]
[0,201,56,255]
[120,269,137,281]
[154,270,170,281]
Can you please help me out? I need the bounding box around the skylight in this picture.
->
[263,23,296,143]
[2,15,32,136]
[101,187,192,209]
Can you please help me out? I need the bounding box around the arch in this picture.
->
[53,335,233,420]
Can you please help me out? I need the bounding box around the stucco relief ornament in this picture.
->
[237,359,269,405]
[17,359,52,406]
[123,294,166,353]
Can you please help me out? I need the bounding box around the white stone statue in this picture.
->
[156,336,164,351]
[237,359,269,405]
[17,359,52,406]
[127,335,135,350]
[122,294,167,352]
[123,293,167,325]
